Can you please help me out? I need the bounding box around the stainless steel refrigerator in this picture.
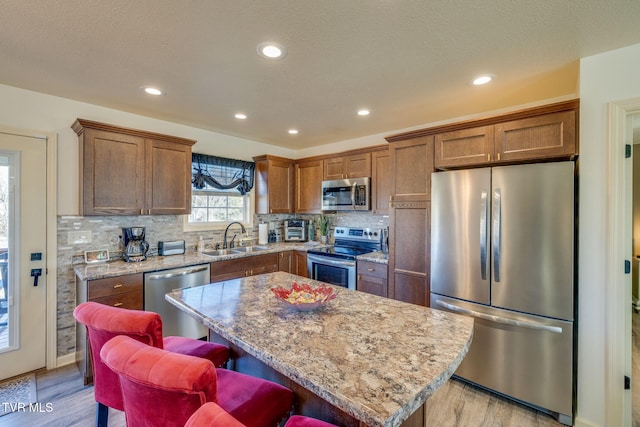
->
[430,161,575,426]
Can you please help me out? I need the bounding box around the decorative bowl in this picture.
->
[270,282,338,311]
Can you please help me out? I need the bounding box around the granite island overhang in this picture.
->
[166,271,474,427]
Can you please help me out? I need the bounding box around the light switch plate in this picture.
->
[68,230,92,245]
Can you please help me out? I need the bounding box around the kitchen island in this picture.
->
[166,271,474,427]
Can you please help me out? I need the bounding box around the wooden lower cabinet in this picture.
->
[278,250,308,278]
[357,261,388,297]
[210,254,279,283]
[75,273,144,385]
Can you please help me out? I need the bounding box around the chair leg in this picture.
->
[96,402,108,427]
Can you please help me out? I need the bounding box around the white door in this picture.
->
[0,131,47,379]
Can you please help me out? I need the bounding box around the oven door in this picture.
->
[307,253,356,290]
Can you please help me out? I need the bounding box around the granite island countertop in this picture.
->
[74,241,326,281]
[166,271,474,427]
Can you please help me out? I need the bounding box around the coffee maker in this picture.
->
[122,227,149,262]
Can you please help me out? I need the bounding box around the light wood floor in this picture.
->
[0,364,125,427]
[0,362,566,427]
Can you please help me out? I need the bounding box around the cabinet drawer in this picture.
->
[88,273,143,299]
[91,290,143,310]
[357,261,387,279]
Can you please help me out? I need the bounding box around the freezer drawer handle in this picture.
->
[480,191,488,280]
[146,265,209,280]
[435,300,563,334]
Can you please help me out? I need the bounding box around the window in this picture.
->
[189,190,251,224]
[186,154,255,230]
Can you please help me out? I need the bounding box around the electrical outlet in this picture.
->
[68,230,92,245]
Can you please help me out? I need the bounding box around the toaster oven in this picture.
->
[284,220,307,242]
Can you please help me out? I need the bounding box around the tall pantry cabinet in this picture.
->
[386,136,433,306]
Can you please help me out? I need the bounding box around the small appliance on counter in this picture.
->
[158,240,185,256]
[284,219,308,242]
[122,226,149,262]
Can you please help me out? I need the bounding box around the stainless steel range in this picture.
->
[307,226,381,290]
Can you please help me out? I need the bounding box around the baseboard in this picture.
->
[574,416,601,427]
[56,352,76,368]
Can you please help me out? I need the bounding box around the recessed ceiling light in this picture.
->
[257,42,287,60]
[357,109,370,116]
[140,86,164,96]
[235,113,247,120]
[472,75,495,86]
[288,129,299,135]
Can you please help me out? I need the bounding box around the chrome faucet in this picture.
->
[223,221,246,249]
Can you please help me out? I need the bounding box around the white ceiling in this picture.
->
[2,1,640,150]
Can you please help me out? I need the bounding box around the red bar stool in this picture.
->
[185,401,339,427]
[101,335,294,427]
[73,301,230,427]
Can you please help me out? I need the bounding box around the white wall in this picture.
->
[578,42,640,426]
[0,84,298,215]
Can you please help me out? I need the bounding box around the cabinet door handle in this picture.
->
[113,302,123,307]
[367,268,375,272]
[113,284,123,289]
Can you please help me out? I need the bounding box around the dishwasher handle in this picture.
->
[146,265,209,281]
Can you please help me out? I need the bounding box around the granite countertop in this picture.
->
[74,241,327,281]
[356,250,389,264]
[166,271,474,427]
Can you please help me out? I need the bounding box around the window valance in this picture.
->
[192,153,255,195]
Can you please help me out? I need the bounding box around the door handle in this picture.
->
[479,191,488,280]
[31,268,42,286]
[492,188,502,282]
[435,300,562,333]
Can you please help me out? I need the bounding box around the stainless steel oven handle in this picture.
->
[435,300,563,334]
[307,254,355,268]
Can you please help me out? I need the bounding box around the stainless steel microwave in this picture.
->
[321,177,370,211]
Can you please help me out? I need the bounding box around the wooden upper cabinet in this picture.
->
[371,149,391,215]
[73,119,195,216]
[389,136,433,203]
[495,110,576,162]
[434,126,494,168]
[323,152,371,180]
[253,155,294,214]
[146,139,193,215]
[432,104,577,169]
[295,159,323,213]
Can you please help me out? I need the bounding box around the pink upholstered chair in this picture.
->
[73,301,230,427]
[101,335,294,427]
[185,401,339,427]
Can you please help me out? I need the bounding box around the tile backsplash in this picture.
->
[56,212,388,357]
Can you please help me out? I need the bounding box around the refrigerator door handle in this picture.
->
[434,300,563,334]
[493,188,502,282]
[480,191,488,280]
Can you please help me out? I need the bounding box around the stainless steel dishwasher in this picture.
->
[144,264,209,339]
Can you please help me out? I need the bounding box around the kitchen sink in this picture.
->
[231,246,270,253]
[202,249,234,257]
